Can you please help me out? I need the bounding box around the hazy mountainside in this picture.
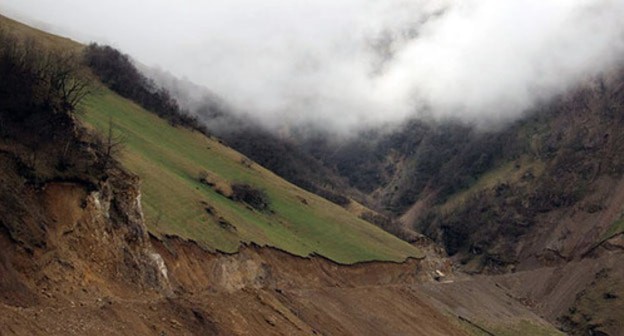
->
[296,120,510,213]
[284,66,624,268]
[0,14,564,335]
[295,67,624,334]
[415,71,624,334]
[141,67,359,209]
[337,68,624,272]
[415,72,624,269]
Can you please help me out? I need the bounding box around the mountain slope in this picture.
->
[0,10,421,265]
[0,13,566,335]
[81,87,421,264]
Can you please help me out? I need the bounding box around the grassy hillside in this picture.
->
[0,14,82,51]
[0,14,420,264]
[81,89,422,263]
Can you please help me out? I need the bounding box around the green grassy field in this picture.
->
[81,89,422,263]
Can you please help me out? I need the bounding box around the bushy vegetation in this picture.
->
[231,183,271,211]
[2,38,84,105]
[84,43,208,134]
[314,188,350,207]
[305,120,512,213]
[0,29,89,130]
[0,29,102,178]
[0,28,152,186]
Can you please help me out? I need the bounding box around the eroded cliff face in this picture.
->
[43,171,171,294]
[0,155,171,310]
[152,235,447,294]
[0,146,561,335]
[0,155,466,336]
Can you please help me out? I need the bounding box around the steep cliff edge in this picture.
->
[0,126,171,304]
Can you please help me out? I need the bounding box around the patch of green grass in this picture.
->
[603,217,624,240]
[81,89,422,263]
[441,156,545,213]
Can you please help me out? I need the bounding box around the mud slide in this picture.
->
[0,163,560,335]
[0,232,562,335]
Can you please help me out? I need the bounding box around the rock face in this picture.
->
[87,170,171,292]
[0,156,171,309]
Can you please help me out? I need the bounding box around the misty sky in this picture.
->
[2,0,624,132]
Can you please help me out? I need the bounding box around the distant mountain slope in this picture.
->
[299,61,624,333]
[409,69,624,271]
[296,65,624,274]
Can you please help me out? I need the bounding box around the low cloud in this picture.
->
[3,0,624,132]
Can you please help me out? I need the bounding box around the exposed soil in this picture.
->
[0,230,559,336]
[0,150,557,335]
[494,248,624,335]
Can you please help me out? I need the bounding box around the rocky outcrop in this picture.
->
[0,151,171,309]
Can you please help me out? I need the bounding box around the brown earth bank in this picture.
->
[0,232,560,336]
[493,246,624,335]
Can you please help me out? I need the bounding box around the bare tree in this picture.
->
[0,29,91,117]
[100,117,126,170]
[36,50,92,115]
